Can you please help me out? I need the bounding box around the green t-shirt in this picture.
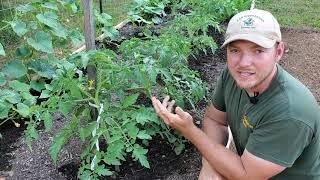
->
[211,64,320,179]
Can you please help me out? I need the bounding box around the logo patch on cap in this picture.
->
[242,17,255,28]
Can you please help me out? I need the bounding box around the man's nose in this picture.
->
[238,53,253,67]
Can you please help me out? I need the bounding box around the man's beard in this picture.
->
[233,66,275,90]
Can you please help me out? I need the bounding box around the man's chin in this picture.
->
[235,81,256,90]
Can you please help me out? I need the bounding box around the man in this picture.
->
[151,9,320,180]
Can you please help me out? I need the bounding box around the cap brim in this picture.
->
[221,34,277,48]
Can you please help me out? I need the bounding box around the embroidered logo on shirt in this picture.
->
[242,115,253,129]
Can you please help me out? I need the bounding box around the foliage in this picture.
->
[33,49,189,178]
[94,10,120,41]
[127,0,171,25]
[119,34,207,108]
[164,0,250,55]
[0,0,83,145]
[0,0,250,179]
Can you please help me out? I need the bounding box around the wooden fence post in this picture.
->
[82,0,97,120]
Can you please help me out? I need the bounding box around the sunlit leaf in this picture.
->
[16,103,30,117]
[137,130,152,140]
[0,42,5,56]
[36,12,67,38]
[9,80,30,92]
[96,165,112,176]
[28,60,56,79]
[16,4,33,13]
[2,60,27,79]
[0,90,21,104]
[0,72,6,86]
[26,123,39,150]
[39,90,51,99]
[126,122,139,139]
[42,2,58,10]
[95,12,113,26]
[59,101,74,116]
[27,31,53,53]
[69,30,84,47]
[0,100,12,119]
[30,80,46,92]
[134,107,158,125]
[10,19,28,37]
[70,2,78,13]
[42,111,53,132]
[174,142,185,155]
[80,122,97,141]
[21,92,37,106]
[50,116,77,165]
[122,94,139,108]
[132,144,149,168]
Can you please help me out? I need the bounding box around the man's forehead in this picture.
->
[227,40,265,48]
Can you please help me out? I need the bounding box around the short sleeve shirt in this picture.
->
[211,65,320,179]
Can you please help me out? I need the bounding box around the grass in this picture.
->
[256,0,320,30]
[103,0,132,24]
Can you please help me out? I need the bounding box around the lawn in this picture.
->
[257,0,320,30]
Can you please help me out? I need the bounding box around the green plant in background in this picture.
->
[127,0,171,25]
[94,10,120,41]
[0,0,83,140]
[119,33,207,109]
[0,0,251,179]
[165,0,250,55]
[0,0,83,59]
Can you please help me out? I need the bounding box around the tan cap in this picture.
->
[222,9,281,48]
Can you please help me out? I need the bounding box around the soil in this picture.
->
[1,26,319,180]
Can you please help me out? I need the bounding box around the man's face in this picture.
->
[227,40,283,91]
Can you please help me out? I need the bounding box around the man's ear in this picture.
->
[275,42,285,62]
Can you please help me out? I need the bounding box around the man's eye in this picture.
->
[230,49,239,53]
[255,49,264,53]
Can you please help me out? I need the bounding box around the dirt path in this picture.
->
[1,28,319,180]
[281,28,320,102]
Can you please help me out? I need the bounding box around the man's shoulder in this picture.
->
[266,65,320,128]
[277,65,318,111]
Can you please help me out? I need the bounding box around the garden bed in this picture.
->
[1,0,319,179]
[1,27,320,179]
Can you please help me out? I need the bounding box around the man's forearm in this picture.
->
[202,116,229,146]
[184,126,248,180]
[200,112,230,179]
[202,105,229,147]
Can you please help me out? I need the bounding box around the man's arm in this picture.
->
[200,104,228,178]
[152,96,286,180]
[186,126,286,180]
[202,104,228,148]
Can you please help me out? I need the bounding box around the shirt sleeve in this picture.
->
[246,119,313,167]
[210,68,227,112]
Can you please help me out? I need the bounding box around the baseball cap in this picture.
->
[221,9,281,48]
